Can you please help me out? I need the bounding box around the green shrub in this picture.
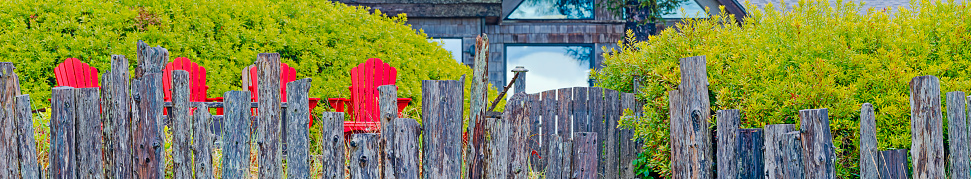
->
[594,0,971,177]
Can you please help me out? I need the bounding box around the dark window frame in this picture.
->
[505,0,597,20]
[429,37,465,63]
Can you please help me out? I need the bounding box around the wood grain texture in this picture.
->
[587,88,608,179]
[781,132,805,179]
[378,85,398,179]
[192,102,214,179]
[0,63,19,178]
[909,76,945,179]
[738,128,763,179]
[545,134,565,179]
[108,55,133,179]
[134,73,164,179]
[49,87,75,179]
[420,80,464,178]
[221,91,252,179]
[572,87,589,133]
[320,112,346,179]
[350,133,381,179]
[556,88,573,178]
[256,53,283,179]
[76,88,104,179]
[672,55,713,179]
[15,95,39,179]
[571,132,598,179]
[506,93,530,178]
[716,109,740,179]
[764,124,802,179]
[617,91,637,179]
[467,34,490,179]
[859,103,879,179]
[946,91,970,179]
[879,149,909,179]
[484,117,509,179]
[526,93,544,173]
[286,78,311,178]
[540,89,558,174]
[393,118,420,179]
[170,70,192,179]
[799,108,835,179]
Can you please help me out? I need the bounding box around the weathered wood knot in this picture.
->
[359,156,368,166]
[332,136,339,143]
[350,141,357,147]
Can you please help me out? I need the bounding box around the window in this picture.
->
[505,45,593,94]
[429,38,463,63]
[507,0,594,19]
[662,0,708,19]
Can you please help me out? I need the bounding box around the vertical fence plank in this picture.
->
[221,91,252,179]
[256,53,283,178]
[378,85,398,179]
[134,73,164,179]
[717,109,740,179]
[799,108,835,179]
[76,88,104,179]
[527,93,544,173]
[484,117,509,179]
[50,86,75,179]
[350,133,381,179]
[572,87,589,133]
[781,132,805,179]
[286,78,311,178]
[859,103,879,179]
[616,92,635,179]
[878,149,909,179]
[467,34,490,179]
[393,118,420,179]
[170,70,192,179]
[15,95,39,179]
[764,124,802,179]
[320,112,346,179]
[0,62,19,178]
[507,93,530,178]
[421,80,464,178]
[946,91,970,179]
[672,55,714,179]
[545,134,564,179]
[556,88,573,178]
[571,132,597,179]
[192,103,214,179]
[668,90,687,178]
[587,87,608,179]
[738,128,764,179]
[541,89,557,175]
[108,55,133,179]
[909,76,945,179]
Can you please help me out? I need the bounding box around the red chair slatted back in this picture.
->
[54,58,100,88]
[162,57,210,102]
[248,62,297,102]
[350,58,397,123]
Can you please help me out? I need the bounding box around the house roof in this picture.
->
[739,0,937,14]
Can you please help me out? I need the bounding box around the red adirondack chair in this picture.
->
[328,58,411,133]
[162,57,217,102]
[243,63,322,124]
[54,58,100,88]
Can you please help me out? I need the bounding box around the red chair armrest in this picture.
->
[206,97,224,102]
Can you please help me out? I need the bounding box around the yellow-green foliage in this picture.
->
[594,0,971,177]
[0,0,472,112]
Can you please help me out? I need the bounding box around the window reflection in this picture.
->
[429,38,463,63]
[507,0,594,19]
[662,0,707,18]
[506,45,593,94]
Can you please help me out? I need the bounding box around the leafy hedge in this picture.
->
[0,0,475,115]
[594,0,971,177]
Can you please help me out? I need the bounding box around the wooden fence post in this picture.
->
[50,86,75,179]
[15,95,39,179]
[192,102,213,179]
[378,85,398,179]
[0,62,19,178]
[878,149,909,179]
[484,117,509,179]
[717,109,740,179]
[738,128,764,179]
[764,124,803,179]
[946,91,970,179]
[421,80,464,178]
[221,91,252,179]
[617,92,638,178]
[859,103,878,179]
[467,34,490,179]
[507,93,530,178]
[593,88,613,179]
[107,55,133,179]
[350,133,381,179]
[170,70,192,179]
[286,78,311,178]
[671,55,714,179]
[320,112,346,179]
[512,66,527,94]
[572,87,589,133]
[76,88,105,178]
[393,118,420,179]
[556,88,573,178]
[256,53,283,178]
[541,89,558,176]
[799,108,835,179]
[571,132,598,179]
[909,75,945,179]
[134,73,165,179]
[527,93,544,173]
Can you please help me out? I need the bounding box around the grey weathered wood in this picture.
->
[506,93,530,178]
[136,40,167,73]
[320,112,346,179]
[0,62,19,178]
[393,118,420,179]
[879,149,909,179]
[107,55,132,179]
[350,133,381,179]
[571,132,598,179]
[467,34,490,179]
[256,53,283,179]
[859,103,879,179]
[378,85,398,179]
[572,87,589,133]
[668,90,687,178]
[170,70,192,179]
[799,108,835,179]
[616,91,635,179]
[421,80,464,178]
[221,91,252,179]
[484,117,509,179]
[192,102,214,179]
[716,109,740,179]
[738,128,763,179]
[76,88,104,179]
[512,66,527,94]
[672,55,714,179]
[556,88,573,178]
[946,91,970,179]
[764,124,802,179]
[545,134,565,179]
[909,76,945,179]
[286,78,311,179]
[49,86,75,179]
[526,93,543,173]
[587,88,608,179]
[15,95,39,179]
[781,131,805,179]
[540,89,558,174]
[134,73,164,179]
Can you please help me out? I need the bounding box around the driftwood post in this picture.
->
[221,91,252,179]
[393,118,420,179]
[507,93,530,178]
[512,66,527,94]
[799,108,835,179]
[379,85,398,179]
[738,128,764,179]
[484,117,509,179]
[76,88,105,179]
[541,89,558,177]
[0,62,19,178]
[256,53,283,178]
[553,88,574,179]
[467,34,490,179]
[421,80,464,178]
[50,86,75,179]
[572,87,589,133]
[879,149,909,179]
[286,78,311,178]
[590,88,611,179]
[716,109,740,179]
[170,70,192,179]
[859,103,878,179]
[192,103,213,179]
[571,132,598,179]
[946,91,970,179]
[670,55,713,179]
[764,124,803,179]
[15,95,39,179]
[909,76,945,179]
[108,55,132,179]
[350,133,381,179]
[320,112,346,179]
[134,41,167,178]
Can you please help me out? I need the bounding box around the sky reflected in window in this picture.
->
[506,45,592,94]
[662,0,708,18]
[507,0,594,19]
[429,38,463,63]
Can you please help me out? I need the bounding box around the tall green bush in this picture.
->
[594,0,971,177]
